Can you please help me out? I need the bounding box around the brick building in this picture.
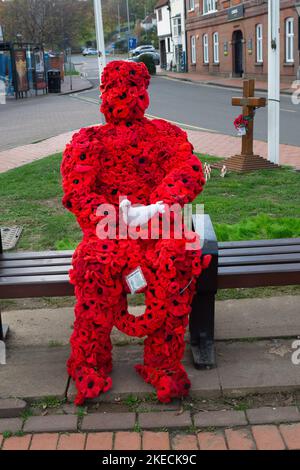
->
[186,0,300,81]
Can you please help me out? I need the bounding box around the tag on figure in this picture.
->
[126,267,147,294]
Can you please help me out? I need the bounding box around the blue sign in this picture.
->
[128,37,137,50]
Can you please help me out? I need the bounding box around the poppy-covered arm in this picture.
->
[149,129,206,207]
[61,129,109,231]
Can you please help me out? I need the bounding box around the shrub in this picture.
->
[137,53,156,75]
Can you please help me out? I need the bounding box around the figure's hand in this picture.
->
[120,199,165,227]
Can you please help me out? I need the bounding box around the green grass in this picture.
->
[0,153,81,250]
[0,152,299,300]
[196,155,300,241]
[1,153,299,251]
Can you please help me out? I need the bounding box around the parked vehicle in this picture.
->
[82,48,98,56]
[128,51,160,66]
[131,45,155,57]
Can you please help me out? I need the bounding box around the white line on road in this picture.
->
[281,108,297,113]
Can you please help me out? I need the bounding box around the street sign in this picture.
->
[128,37,137,50]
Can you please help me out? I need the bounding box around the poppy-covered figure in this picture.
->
[61,61,209,405]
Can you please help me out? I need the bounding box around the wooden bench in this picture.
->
[1,216,300,368]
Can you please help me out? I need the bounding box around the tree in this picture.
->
[0,0,94,49]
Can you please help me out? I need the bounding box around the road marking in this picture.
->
[281,108,297,113]
[70,93,99,104]
[145,113,218,133]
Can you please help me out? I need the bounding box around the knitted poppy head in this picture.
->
[100,61,151,123]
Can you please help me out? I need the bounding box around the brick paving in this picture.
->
[0,423,299,450]
[1,126,299,174]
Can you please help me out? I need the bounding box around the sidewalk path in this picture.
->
[1,408,300,450]
[0,126,299,173]
[158,69,295,94]
[1,425,299,450]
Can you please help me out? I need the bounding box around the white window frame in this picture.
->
[157,8,162,22]
[172,17,182,38]
[213,32,219,64]
[188,0,195,11]
[256,24,263,63]
[191,35,196,64]
[285,17,294,63]
[203,33,209,64]
[203,0,217,15]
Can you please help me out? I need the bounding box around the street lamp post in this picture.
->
[268,0,280,165]
[93,0,106,83]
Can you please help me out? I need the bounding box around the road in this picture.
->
[1,54,300,152]
[74,55,300,146]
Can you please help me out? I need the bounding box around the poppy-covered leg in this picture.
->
[67,239,126,406]
[135,270,198,403]
[67,298,115,406]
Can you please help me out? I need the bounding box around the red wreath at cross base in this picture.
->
[61,61,210,405]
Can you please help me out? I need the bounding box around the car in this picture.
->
[128,51,160,66]
[131,45,156,57]
[82,48,98,56]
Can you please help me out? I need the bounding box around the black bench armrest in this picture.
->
[190,214,218,369]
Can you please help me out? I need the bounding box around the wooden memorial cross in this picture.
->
[232,79,266,158]
[222,79,278,172]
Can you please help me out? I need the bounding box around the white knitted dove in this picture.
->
[120,198,165,227]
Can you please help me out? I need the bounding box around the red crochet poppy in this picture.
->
[62,60,210,405]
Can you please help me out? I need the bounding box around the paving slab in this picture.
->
[246,406,300,425]
[217,339,300,396]
[81,412,135,432]
[215,296,300,340]
[0,347,70,399]
[138,411,192,429]
[0,418,22,433]
[193,410,247,428]
[24,414,78,433]
[0,398,27,418]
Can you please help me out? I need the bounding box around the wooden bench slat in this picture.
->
[0,258,72,269]
[0,265,71,277]
[0,274,73,299]
[0,250,74,261]
[219,244,300,257]
[218,262,300,288]
[218,238,300,249]
[219,252,300,266]
[219,262,300,275]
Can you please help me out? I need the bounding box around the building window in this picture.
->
[158,8,162,22]
[203,0,217,14]
[191,35,196,64]
[285,17,294,63]
[213,32,219,63]
[256,24,263,63]
[167,37,171,53]
[188,0,195,11]
[172,16,182,38]
[203,33,209,63]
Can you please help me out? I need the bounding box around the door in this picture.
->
[160,39,167,69]
[233,30,243,77]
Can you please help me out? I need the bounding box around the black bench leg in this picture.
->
[190,289,216,369]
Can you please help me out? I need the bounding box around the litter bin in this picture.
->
[48,69,61,93]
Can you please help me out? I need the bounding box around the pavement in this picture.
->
[157,69,296,95]
[1,295,300,449]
